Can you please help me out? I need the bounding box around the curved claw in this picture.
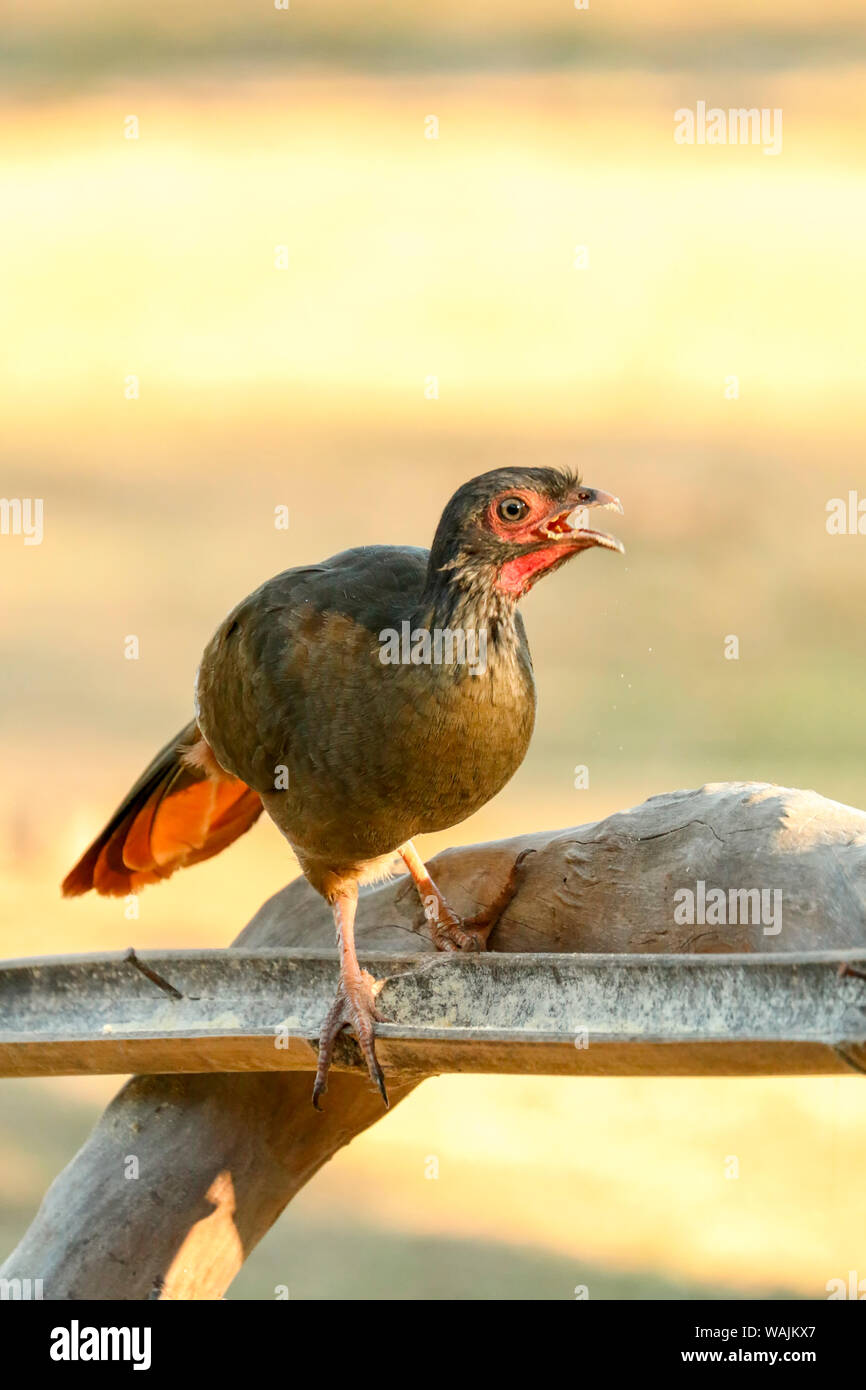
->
[433,847,538,953]
[312,969,389,1111]
[432,915,485,952]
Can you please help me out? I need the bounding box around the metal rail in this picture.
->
[2,946,866,1079]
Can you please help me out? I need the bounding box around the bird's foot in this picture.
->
[313,968,388,1112]
[427,848,536,954]
[429,905,487,953]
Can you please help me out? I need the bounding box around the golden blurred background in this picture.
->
[1,0,865,1298]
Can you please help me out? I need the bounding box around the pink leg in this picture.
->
[313,882,387,1111]
[398,841,532,953]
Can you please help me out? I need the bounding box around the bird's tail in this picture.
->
[61,721,263,898]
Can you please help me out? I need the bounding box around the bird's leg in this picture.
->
[398,841,533,953]
[313,882,388,1111]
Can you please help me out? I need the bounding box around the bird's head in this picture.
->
[427,466,624,607]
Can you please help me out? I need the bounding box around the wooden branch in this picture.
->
[3,781,866,1299]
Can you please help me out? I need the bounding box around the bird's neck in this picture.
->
[413,557,520,656]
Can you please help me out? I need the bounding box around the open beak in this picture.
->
[535,487,625,555]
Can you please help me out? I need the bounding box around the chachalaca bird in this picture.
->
[63,467,623,1106]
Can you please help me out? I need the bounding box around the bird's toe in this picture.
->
[312,971,389,1111]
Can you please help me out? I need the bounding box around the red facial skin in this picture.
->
[496,545,574,597]
[486,489,584,598]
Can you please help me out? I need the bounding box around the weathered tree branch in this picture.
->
[3,782,866,1299]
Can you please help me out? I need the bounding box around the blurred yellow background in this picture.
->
[1,0,865,1297]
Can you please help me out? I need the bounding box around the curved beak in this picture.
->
[535,486,625,554]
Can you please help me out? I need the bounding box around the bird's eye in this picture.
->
[496,496,530,524]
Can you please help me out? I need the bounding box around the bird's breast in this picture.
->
[197,603,536,863]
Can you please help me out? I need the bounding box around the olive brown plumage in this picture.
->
[63,467,624,1105]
